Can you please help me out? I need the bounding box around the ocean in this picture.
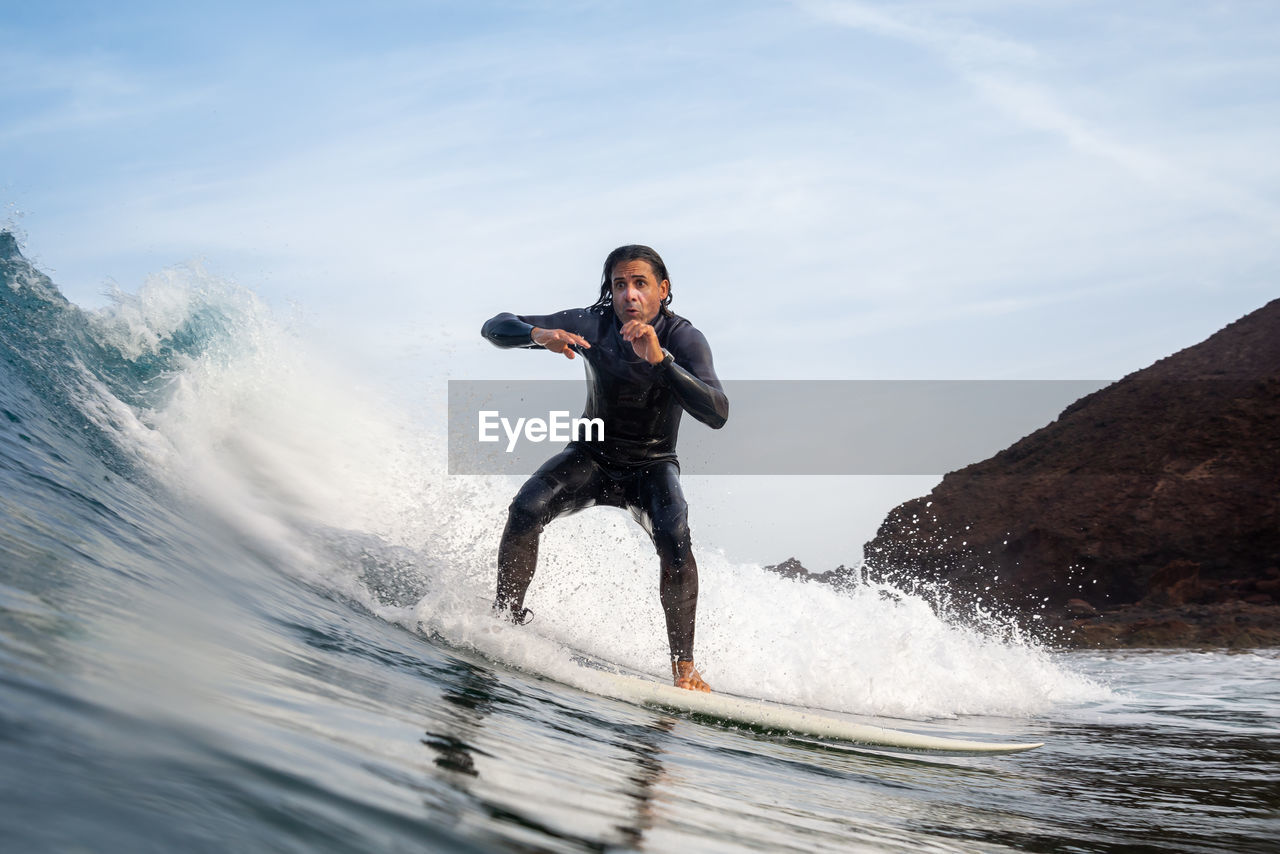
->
[1,237,1276,853]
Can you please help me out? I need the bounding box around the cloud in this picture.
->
[794,0,1041,69]
[795,0,1280,235]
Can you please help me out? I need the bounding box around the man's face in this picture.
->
[611,259,670,324]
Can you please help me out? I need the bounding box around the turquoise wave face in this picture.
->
[0,234,233,600]
[0,231,283,501]
[1,234,135,485]
[2,232,246,411]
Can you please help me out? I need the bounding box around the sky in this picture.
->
[3,1,1279,569]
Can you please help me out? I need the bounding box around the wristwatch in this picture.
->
[655,348,675,369]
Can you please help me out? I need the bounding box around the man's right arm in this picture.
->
[481,310,593,358]
[481,312,540,348]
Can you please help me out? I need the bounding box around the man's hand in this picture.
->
[531,327,590,359]
[620,320,664,365]
[672,660,712,692]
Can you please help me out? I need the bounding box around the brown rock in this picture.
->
[1075,624,1122,646]
[1121,619,1195,646]
[763,557,810,580]
[1145,560,1203,606]
[864,298,1280,648]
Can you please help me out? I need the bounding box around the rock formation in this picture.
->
[862,298,1280,648]
[763,558,859,588]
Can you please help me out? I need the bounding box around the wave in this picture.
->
[0,231,1108,721]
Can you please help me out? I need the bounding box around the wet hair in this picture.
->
[590,244,673,317]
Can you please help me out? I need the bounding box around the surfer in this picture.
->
[481,245,728,692]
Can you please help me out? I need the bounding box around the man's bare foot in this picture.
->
[672,660,712,692]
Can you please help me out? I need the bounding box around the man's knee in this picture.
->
[505,482,554,536]
[651,505,694,564]
[656,510,698,612]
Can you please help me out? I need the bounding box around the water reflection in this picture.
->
[614,716,675,848]
[422,661,499,778]
[418,657,684,850]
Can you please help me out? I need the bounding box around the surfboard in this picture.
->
[572,665,1044,755]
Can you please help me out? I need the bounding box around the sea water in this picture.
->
[1,244,1276,852]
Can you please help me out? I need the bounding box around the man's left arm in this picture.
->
[655,326,729,429]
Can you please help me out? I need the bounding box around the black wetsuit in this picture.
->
[481,306,728,661]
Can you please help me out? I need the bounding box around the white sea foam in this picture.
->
[83,264,1109,720]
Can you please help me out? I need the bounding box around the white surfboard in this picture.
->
[572,666,1043,755]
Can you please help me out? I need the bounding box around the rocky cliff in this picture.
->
[863,299,1280,648]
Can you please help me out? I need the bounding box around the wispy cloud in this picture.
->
[795,0,1280,234]
[795,0,1041,69]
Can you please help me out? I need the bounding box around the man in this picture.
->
[481,244,728,692]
